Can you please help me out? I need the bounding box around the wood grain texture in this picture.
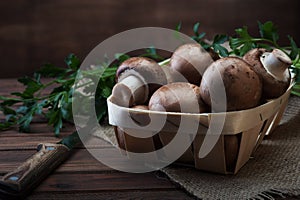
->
[34,172,175,192]
[0,0,299,77]
[28,190,195,200]
[0,149,113,175]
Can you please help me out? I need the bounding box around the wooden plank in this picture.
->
[0,149,114,174]
[0,122,75,136]
[0,136,60,150]
[34,172,176,192]
[28,190,195,200]
[0,131,114,151]
[0,131,71,138]
[0,150,35,168]
[0,79,24,91]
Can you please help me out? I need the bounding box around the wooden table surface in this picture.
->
[0,79,195,200]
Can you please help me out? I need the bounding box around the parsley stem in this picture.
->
[36,79,57,97]
[251,38,281,49]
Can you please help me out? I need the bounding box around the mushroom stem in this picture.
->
[112,74,149,107]
[260,49,292,81]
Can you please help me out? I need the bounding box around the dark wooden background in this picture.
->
[1,0,299,78]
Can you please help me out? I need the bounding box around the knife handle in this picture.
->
[0,143,70,199]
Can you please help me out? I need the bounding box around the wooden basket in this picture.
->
[107,82,293,174]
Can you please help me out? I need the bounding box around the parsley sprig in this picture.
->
[0,54,118,135]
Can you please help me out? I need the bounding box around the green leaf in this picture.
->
[17,77,43,98]
[54,115,63,136]
[38,63,67,78]
[5,114,16,122]
[235,26,252,39]
[95,97,108,122]
[0,96,21,106]
[192,33,206,44]
[33,72,41,83]
[16,106,28,114]
[191,36,198,42]
[198,32,206,40]
[201,42,210,50]
[258,21,279,43]
[193,22,200,36]
[288,35,299,60]
[115,53,130,63]
[140,47,164,61]
[0,121,15,131]
[291,89,300,97]
[36,100,47,115]
[0,105,17,115]
[212,44,229,57]
[229,27,256,56]
[229,37,243,50]
[65,54,81,70]
[61,102,73,121]
[46,109,63,136]
[59,131,81,149]
[176,22,182,32]
[239,42,255,56]
[101,86,112,98]
[18,113,33,132]
[213,34,229,44]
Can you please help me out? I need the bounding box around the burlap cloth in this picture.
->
[98,95,300,200]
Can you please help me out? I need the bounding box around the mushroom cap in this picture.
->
[200,57,262,112]
[116,57,168,97]
[161,64,189,84]
[148,82,207,113]
[170,43,214,85]
[243,48,291,99]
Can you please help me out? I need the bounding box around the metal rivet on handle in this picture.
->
[46,146,55,151]
[8,176,19,181]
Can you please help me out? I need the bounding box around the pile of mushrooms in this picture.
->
[110,43,292,170]
[112,44,291,111]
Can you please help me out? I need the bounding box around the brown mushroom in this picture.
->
[129,105,151,126]
[112,57,167,107]
[148,82,207,113]
[200,57,262,112]
[224,135,239,172]
[161,63,187,84]
[115,105,151,153]
[170,43,215,85]
[129,105,163,150]
[243,48,292,99]
[114,126,126,151]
